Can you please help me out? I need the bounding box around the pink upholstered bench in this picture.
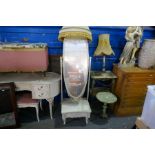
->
[17,93,40,122]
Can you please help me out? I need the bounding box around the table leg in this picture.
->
[90,79,96,100]
[85,117,88,124]
[102,103,108,118]
[91,79,95,90]
[62,115,66,125]
[35,105,40,122]
[111,79,115,92]
[46,98,54,119]
[39,99,43,111]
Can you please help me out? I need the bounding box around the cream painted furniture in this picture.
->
[0,72,60,119]
[59,27,92,125]
[61,98,91,124]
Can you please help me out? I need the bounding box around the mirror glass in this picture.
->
[63,38,89,100]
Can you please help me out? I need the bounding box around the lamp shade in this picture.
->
[94,34,114,56]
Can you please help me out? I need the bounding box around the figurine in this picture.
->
[119,26,143,67]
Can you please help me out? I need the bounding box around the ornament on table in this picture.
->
[119,26,143,67]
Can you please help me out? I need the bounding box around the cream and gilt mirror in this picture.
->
[59,26,92,101]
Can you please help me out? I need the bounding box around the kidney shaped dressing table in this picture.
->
[0,72,60,119]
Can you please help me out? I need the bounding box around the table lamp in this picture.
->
[94,34,114,71]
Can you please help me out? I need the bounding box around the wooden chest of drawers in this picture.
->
[113,65,155,116]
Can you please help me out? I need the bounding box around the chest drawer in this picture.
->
[123,80,155,91]
[32,84,50,99]
[125,73,155,83]
[113,64,155,116]
[120,96,145,107]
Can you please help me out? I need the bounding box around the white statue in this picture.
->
[119,26,143,67]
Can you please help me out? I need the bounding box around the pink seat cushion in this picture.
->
[17,93,38,104]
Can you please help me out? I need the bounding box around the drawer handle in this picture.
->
[38,93,44,97]
[38,86,44,90]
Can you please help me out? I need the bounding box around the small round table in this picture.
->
[96,92,117,118]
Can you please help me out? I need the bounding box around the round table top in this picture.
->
[96,92,117,104]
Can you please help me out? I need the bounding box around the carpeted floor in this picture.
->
[20,115,136,129]
[18,101,137,129]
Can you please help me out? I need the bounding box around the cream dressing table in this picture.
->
[0,72,60,119]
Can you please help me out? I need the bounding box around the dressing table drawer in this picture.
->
[32,84,50,99]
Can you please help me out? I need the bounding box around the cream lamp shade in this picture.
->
[94,34,114,56]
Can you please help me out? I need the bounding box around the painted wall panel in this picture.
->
[0,26,155,71]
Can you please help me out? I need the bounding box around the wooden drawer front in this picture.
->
[126,73,155,82]
[120,97,145,107]
[115,106,143,116]
[123,86,147,97]
[32,84,50,99]
[127,73,155,78]
[123,80,154,96]
[123,90,146,98]
[124,82,153,87]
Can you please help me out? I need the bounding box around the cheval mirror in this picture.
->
[59,26,92,124]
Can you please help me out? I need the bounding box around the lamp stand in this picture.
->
[102,56,106,72]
